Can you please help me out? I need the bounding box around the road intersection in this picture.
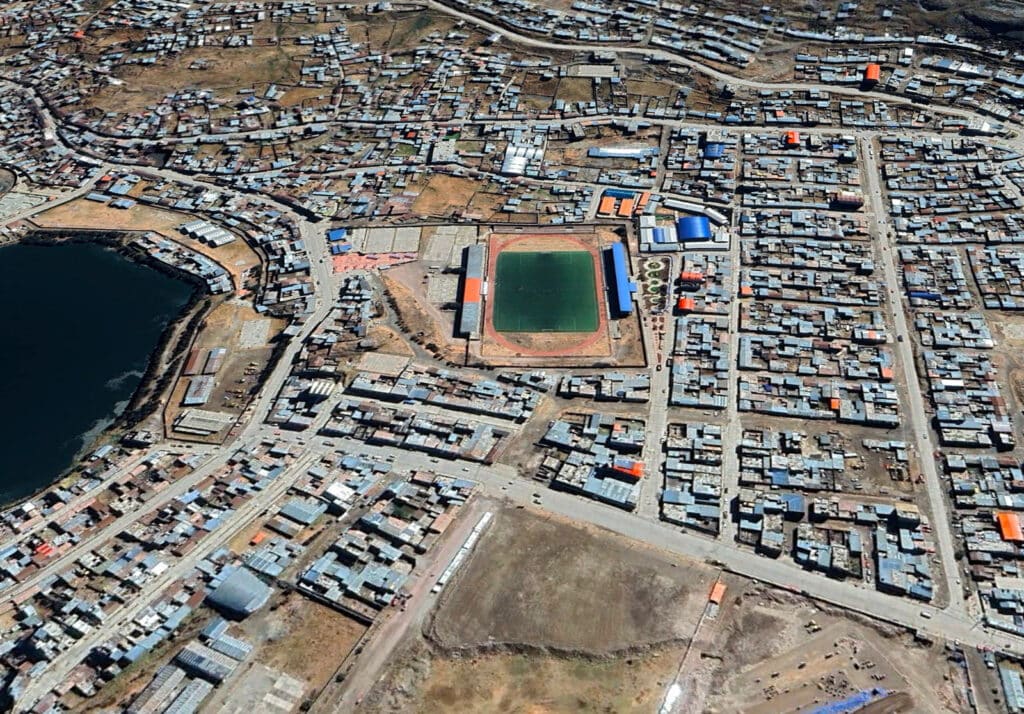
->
[5,5,1024,708]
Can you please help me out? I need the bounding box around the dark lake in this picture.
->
[0,241,193,504]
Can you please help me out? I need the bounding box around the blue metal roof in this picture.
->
[608,242,636,315]
[704,143,725,159]
[676,215,712,241]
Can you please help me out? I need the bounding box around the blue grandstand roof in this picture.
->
[608,243,637,315]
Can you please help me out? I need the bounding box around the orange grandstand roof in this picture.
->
[462,276,481,303]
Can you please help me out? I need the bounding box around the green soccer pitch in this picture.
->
[492,250,599,333]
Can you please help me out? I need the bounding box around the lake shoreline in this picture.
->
[0,233,206,507]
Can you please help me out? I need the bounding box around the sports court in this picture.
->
[492,250,599,332]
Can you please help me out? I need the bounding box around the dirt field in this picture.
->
[71,610,213,712]
[557,77,596,104]
[366,325,416,357]
[364,503,966,713]
[381,269,465,365]
[700,583,968,714]
[33,198,261,294]
[362,505,717,712]
[82,44,306,114]
[239,591,366,694]
[365,635,686,714]
[430,507,716,652]
[410,175,481,218]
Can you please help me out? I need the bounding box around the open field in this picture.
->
[701,584,969,714]
[364,504,968,713]
[197,590,366,713]
[430,506,715,651]
[244,592,364,693]
[493,250,598,333]
[410,174,481,218]
[365,635,686,714]
[69,610,212,712]
[81,44,306,114]
[363,505,715,712]
[381,269,465,364]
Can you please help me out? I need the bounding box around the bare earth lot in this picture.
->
[363,506,968,713]
[701,585,969,714]
[364,505,713,713]
[368,635,685,714]
[429,507,715,652]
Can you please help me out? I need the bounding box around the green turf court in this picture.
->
[492,250,599,332]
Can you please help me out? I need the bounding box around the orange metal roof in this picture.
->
[998,512,1024,542]
[613,461,643,479]
[785,130,800,145]
[865,63,881,81]
[598,196,616,215]
[617,198,635,217]
[709,582,727,604]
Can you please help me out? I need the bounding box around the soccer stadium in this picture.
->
[459,228,642,366]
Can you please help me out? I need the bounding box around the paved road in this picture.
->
[424,0,1011,131]
[8,163,343,709]
[717,202,746,544]
[319,436,1023,654]
[296,436,1020,653]
[860,137,964,613]
[3,447,228,607]
[17,452,322,705]
[0,449,168,548]
[5,26,1021,709]
[322,499,489,713]
[637,253,672,520]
